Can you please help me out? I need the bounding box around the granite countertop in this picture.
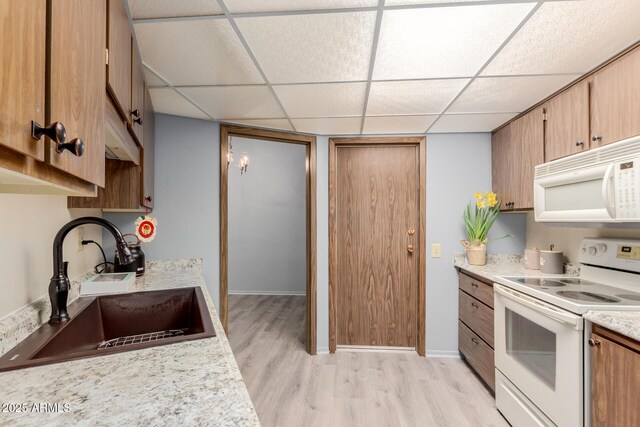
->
[0,259,260,427]
[453,253,580,282]
[584,311,640,342]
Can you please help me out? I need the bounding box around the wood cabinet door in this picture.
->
[48,0,106,187]
[591,47,640,147]
[0,0,46,160]
[591,332,640,427]
[491,124,514,210]
[141,87,155,209]
[107,0,132,119]
[545,80,590,161]
[510,107,544,210]
[130,44,145,144]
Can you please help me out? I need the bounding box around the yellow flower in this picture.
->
[487,198,497,208]
[476,200,486,209]
[474,192,483,200]
[487,192,497,200]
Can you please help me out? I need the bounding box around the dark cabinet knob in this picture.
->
[592,135,602,142]
[588,338,601,348]
[144,196,152,202]
[31,121,66,144]
[56,138,84,157]
[576,141,585,147]
[130,109,140,118]
[133,116,143,125]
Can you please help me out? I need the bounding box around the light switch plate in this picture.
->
[431,243,442,258]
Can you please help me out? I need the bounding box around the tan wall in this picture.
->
[525,212,640,263]
[0,194,102,319]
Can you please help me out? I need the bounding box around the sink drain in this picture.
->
[97,329,186,350]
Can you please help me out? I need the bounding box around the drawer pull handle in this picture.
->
[471,283,479,288]
[471,337,479,345]
[471,302,479,309]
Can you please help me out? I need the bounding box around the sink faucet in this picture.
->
[48,217,134,324]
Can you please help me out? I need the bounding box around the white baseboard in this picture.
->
[426,350,461,358]
[228,290,306,296]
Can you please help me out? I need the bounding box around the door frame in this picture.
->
[329,136,426,355]
[220,124,317,355]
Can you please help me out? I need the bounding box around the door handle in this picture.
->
[407,245,414,254]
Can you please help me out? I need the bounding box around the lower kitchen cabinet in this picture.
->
[458,270,495,391]
[591,325,640,427]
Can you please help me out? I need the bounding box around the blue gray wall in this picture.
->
[228,137,307,295]
[106,116,526,355]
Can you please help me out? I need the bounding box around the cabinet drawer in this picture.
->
[459,321,495,391]
[459,290,494,348]
[458,272,493,308]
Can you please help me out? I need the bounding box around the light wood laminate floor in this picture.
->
[228,295,508,427]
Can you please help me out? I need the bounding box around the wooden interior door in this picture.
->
[335,145,419,348]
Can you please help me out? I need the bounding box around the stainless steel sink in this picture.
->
[0,287,215,372]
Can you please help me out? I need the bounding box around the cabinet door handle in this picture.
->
[56,138,84,157]
[592,135,602,142]
[588,338,601,348]
[130,109,140,118]
[575,141,584,147]
[133,116,143,125]
[31,121,66,144]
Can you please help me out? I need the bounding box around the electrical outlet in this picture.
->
[77,227,85,253]
[431,243,442,258]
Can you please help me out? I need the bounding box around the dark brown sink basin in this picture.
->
[0,287,215,372]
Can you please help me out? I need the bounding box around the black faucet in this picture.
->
[48,217,134,324]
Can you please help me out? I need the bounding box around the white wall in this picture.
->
[525,212,640,263]
[106,116,527,355]
[0,194,103,319]
[228,137,306,295]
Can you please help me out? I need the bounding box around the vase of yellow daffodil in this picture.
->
[461,191,502,266]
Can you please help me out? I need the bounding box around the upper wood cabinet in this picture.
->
[591,46,640,148]
[544,80,590,162]
[492,108,544,211]
[48,0,106,187]
[0,0,46,161]
[130,45,145,144]
[491,124,513,209]
[591,326,640,427]
[141,87,155,209]
[107,0,132,119]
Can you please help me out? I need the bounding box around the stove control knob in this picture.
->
[588,246,597,256]
[596,243,607,254]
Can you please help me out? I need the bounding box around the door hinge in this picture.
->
[105,48,109,66]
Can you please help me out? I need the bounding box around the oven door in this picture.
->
[494,284,584,427]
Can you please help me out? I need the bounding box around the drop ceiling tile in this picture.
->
[373,4,535,80]
[448,75,579,114]
[385,0,492,5]
[363,115,437,134]
[180,86,284,119]
[236,12,376,83]
[273,83,367,118]
[225,0,378,14]
[483,0,640,76]
[128,0,224,19]
[223,118,293,131]
[367,79,468,116]
[429,113,517,133]
[292,117,362,135]
[134,20,263,85]
[149,88,210,120]
[144,69,167,87]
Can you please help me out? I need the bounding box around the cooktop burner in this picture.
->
[512,278,566,287]
[556,291,622,303]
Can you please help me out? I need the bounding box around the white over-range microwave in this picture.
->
[534,134,640,223]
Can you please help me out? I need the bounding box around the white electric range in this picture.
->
[492,238,640,427]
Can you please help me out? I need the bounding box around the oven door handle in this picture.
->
[494,284,584,330]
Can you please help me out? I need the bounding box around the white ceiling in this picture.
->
[129,0,640,135]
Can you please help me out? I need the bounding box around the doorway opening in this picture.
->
[329,137,426,355]
[220,125,317,355]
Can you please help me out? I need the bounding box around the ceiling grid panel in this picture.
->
[359,0,386,134]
